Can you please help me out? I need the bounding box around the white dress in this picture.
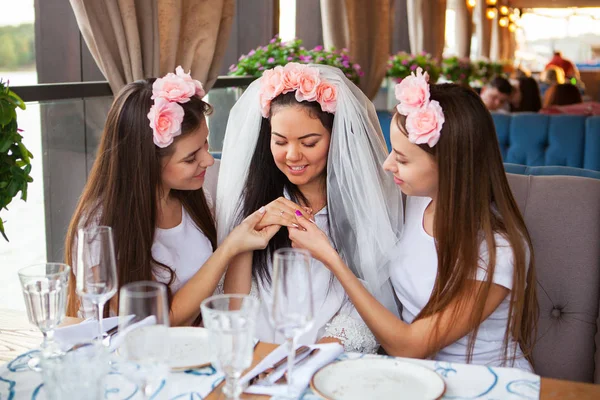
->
[247,205,378,353]
[74,203,214,318]
[389,195,532,371]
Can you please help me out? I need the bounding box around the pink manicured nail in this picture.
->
[295,210,302,216]
[259,206,266,214]
[292,223,300,228]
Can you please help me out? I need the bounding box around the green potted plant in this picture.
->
[0,80,33,241]
[228,35,363,85]
[472,60,505,88]
[441,56,474,86]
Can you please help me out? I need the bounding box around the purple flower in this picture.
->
[287,56,293,61]
[317,57,324,62]
[262,46,268,51]
[410,64,418,71]
[238,55,245,61]
[314,45,324,51]
[229,64,236,71]
[342,48,349,52]
[259,66,265,70]
[459,73,466,79]
[342,61,350,68]
[256,63,262,67]
[402,59,409,66]
[359,70,365,77]
[270,38,277,44]
[248,49,256,56]
[268,57,275,63]
[353,63,361,70]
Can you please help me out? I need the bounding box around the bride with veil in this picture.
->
[216,63,402,352]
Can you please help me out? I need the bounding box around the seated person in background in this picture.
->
[542,83,582,108]
[538,66,565,99]
[545,51,580,80]
[480,76,513,112]
[511,77,542,113]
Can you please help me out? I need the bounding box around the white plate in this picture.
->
[310,358,446,400]
[168,327,212,371]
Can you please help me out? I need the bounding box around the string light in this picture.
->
[486,7,497,20]
[500,5,509,15]
[508,23,517,32]
[508,13,517,22]
[499,16,509,27]
[466,0,476,8]
[486,0,497,5]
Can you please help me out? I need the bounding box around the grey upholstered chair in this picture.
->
[506,173,600,383]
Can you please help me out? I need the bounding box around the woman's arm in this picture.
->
[169,208,279,326]
[223,252,253,295]
[290,214,508,359]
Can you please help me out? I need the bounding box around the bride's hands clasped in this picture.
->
[288,211,339,268]
[254,197,314,230]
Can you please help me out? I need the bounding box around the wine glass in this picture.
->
[18,263,71,370]
[270,248,315,398]
[118,281,170,399]
[76,225,118,342]
[201,294,259,400]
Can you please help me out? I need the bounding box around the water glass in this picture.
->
[41,342,109,400]
[270,248,315,398]
[118,281,170,399]
[18,263,70,369]
[77,225,118,342]
[201,294,259,400]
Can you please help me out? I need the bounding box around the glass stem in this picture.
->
[224,373,242,400]
[97,301,105,342]
[286,336,297,393]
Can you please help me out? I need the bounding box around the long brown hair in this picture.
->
[396,83,538,364]
[542,83,582,107]
[65,79,216,317]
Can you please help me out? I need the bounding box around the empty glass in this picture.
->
[118,281,170,399]
[41,342,109,400]
[201,294,259,400]
[76,226,118,342]
[270,248,315,398]
[18,263,71,369]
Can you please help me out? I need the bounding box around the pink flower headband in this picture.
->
[259,63,337,118]
[147,66,206,148]
[394,67,444,148]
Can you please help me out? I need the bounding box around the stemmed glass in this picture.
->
[76,226,118,342]
[270,248,315,398]
[201,294,259,400]
[18,263,71,370]
[118,281,170,399]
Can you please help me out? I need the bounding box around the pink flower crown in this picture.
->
[394,67,444,148]
[259,63,337,118]
[147,66,206,148]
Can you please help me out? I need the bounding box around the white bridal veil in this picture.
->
[216,64,403,316]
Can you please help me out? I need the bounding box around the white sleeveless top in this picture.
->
[389,196,532,371]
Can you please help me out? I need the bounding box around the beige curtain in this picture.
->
[70,0,234,93]
[453,0,473,58]
[490,16,510,62]
[474,0,492,59]
[320,0,390,99]
[406,0,447,61]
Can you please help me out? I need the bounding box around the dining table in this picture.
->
[1,308,600,399]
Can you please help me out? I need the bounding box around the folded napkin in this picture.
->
[242,343,343,398]
[54,317,120,351]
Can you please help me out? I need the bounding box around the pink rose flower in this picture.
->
[316,82,337,113]
[152,73,195,103]
[147,97,185,148]
[282,63,305,93]
[295,67,321,102]
[175,66,206,98]
[260,66,285,100]
[405,100,445,147]
[394,67,430,115]
[260,92,272,118]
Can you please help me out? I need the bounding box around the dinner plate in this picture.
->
[168,327,213,371]
[310,357,446,400]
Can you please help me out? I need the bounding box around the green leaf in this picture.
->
[7,91,26,110]
[0,219,8,242]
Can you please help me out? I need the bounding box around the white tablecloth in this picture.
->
[0,349,540,399]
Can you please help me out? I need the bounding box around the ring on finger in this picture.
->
[280,210,285,217]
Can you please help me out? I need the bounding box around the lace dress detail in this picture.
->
[323,299,378,353]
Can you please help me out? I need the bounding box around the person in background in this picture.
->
[511,77,542,113]
[545,51,580,80]
[480,76,513,112]
[542,83,582,108]
[538,66,565,99]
